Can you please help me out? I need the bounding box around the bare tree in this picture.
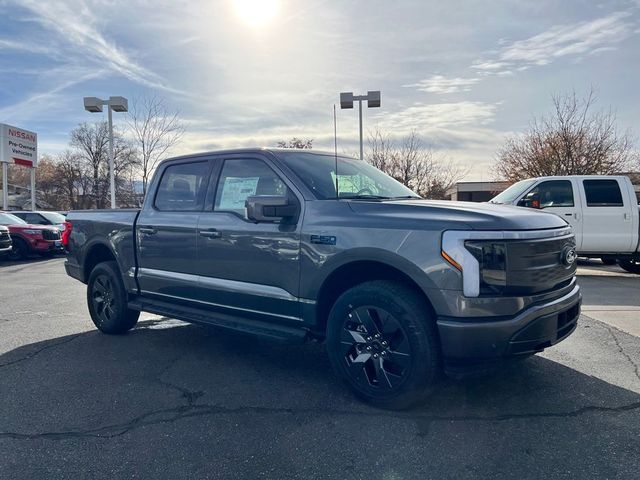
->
[56,150,90,210]
[367,128,468,199]
[70,122,140,208]
[496,89,636,182]
[276,138,313,149]
[127,95,184,196]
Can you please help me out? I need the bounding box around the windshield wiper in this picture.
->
[389,195,421,200]
[342,195,393,200]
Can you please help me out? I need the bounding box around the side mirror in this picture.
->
[245,195,297,222]
[519,193,540,209]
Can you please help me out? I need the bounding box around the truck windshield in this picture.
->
[0,213,27,225]
[276,151,420,200]
[490,179,536,204]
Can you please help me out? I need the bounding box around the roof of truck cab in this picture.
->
[526,175,631,181]
[160,148,348,166]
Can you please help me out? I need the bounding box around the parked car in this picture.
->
[11,210,67,232]
[0,225,12,259]
[0,212,64,260]
[490,175,640,274]
[64,149,581,409]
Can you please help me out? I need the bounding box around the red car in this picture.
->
[0,212,64,260]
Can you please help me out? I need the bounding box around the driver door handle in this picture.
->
[139,227,157,235]
[199,228,221,238]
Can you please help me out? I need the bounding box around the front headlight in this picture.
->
[464,241,507,295]
[441,230,507,298]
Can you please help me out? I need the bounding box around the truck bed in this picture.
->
[65,209,141,292]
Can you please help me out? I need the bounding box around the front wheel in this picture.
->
[87,261,139,334]
[618,258,640,275]
[326,280,441,410]
[8,237,28,261]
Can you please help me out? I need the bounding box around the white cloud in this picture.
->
[12,0,183,95]
[375,101,497,133]
[403,75,480,94]
[0,67,107,124]
[473,11,635,74]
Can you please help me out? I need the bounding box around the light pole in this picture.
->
[339,91,381,160]
[83,96,128,209]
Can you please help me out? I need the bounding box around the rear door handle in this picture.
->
[199,228,221,238]
[139,227,157,235]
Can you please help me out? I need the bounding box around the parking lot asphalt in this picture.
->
[0,257,639,479]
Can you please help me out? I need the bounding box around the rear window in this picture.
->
[583,180,624,207]
[154,161,209,211]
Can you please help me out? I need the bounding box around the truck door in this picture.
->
[519,179,583,249]
[196,154,302,323]
[579,178,634,253]
[136,159,212,302]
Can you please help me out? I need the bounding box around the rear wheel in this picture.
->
[87,261,139,334]
[618,258,640,274]
[326,280,441,410]
[8,237,28,261]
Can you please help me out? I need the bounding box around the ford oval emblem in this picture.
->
[561,246,577,266]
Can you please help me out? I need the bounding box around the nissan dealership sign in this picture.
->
[0,123,38,168]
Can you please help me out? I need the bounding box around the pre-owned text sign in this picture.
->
[0,123,38,167]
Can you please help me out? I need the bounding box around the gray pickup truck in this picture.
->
[65,148,581,409]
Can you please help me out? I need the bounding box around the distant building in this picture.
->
[445,181,510,202]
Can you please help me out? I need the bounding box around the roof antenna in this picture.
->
[334,104,339,199]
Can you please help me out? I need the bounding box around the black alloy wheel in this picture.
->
[87,261,139,334]
[327,280,441,410]
[340,305,412,391]
[91,274,117,325]
[7,238,28,261]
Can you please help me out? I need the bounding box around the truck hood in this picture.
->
[348,199,568,231]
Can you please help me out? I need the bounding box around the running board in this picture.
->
[128,297,308,344]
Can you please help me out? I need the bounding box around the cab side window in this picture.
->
[214,159,288,218]
[521,180,574,208]
[154,161,209,211]
[25,213,47,224]
[583,179,624,207]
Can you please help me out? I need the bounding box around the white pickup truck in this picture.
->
[490,175,640,274]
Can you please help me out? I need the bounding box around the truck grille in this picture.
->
[0,231,10,248]
[505,235,576,295]
[42,229,61,241]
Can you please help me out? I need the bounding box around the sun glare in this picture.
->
[233,0,279,27]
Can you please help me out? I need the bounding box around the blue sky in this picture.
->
[0,0,638,179]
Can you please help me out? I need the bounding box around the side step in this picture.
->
[128,297,309,344]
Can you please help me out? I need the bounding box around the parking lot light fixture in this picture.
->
[339,90,381,160]
[83,96,129,209]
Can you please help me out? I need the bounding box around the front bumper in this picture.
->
[437,283,581,366]
[0,245,12,256]
[32,239,65,253]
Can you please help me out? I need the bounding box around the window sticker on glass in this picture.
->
[218,177,259,210]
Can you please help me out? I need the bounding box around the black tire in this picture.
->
[8,237,28,261]
[87,261,139,334]
[39,251,55,258]
[326,280,441,410]
[618,258,640,274]
[600,258,617,266]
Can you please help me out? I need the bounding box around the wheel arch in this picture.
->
[312,257,438,337]
[81,241,118,283]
